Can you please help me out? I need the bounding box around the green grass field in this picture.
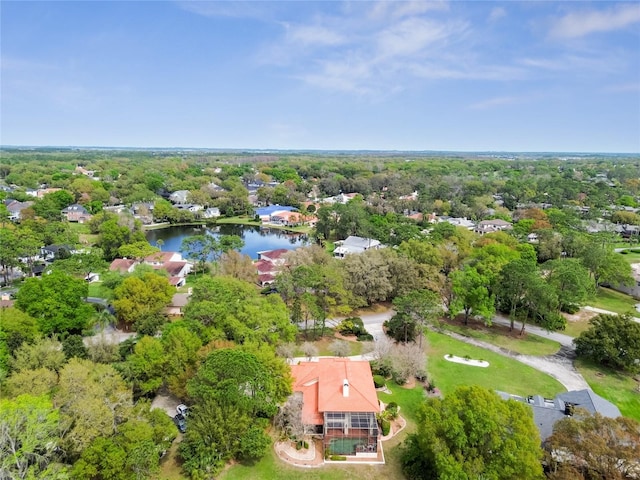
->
[588,287,639,316]
[618,250,640,263]
[426,331,566,398]
[438,322,561,356]
[575,359,640,422]
[215,216,312,234]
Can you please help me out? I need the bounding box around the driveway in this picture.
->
[325,309,395,341]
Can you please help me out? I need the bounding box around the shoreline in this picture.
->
[142,219,311,235]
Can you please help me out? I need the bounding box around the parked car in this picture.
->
[173,414,186,433]
[176,404,188,416]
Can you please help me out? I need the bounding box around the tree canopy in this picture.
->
[401,385,544,480]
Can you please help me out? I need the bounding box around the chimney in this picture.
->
[343,379,349,397]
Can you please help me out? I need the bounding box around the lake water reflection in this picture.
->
[145,224,310,260]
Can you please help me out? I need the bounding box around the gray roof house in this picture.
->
[169,190,190,204]
[333,236,383,258]
[498,389,621,441]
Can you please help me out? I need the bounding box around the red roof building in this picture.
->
[290,358,382,458]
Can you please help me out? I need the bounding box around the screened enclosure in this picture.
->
[323,411,379,455]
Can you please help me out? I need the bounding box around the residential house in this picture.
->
[5,200,34,221]
[40,244,74,261]
[290,358,383,460]
[609,262,640,300]
[269,210,317,227]
[62,204,93,223]
[175,203,203,214]
[109,251,193,287]
[474,219,513,235]
[75,165,97,178]
[165,292,191,316]
[169,190,190,204]
[498,389,621,441]
[25,187,62,198]
[439,216,476,229]
[398,191,419,201]
[255,248,290,286]
[333,236,383,258]
[202,207,221,219]
[321,192,359,205]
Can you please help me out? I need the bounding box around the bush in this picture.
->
[337,317,365,336]
[373,375,386,389]
[330,455,347,461]
[386,402,399,419]
[371,361,393,378]
[357,333,374,342]
[381,419,391,436]
[620,250,629,254]
[561,303,580,314]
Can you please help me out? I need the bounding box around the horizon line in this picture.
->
[1,145,638,156]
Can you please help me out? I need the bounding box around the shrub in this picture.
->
[357,333,374,342]
[386,402,399,419]
[330,455,347,461]
[337,317,365,336]
[373,375,386,389]
[561,303,580,314]
[381,418,391,436]
[620,250,629,254]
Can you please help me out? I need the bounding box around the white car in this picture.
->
[176,404,188,416]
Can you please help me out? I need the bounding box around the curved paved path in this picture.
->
[335,307,589,392]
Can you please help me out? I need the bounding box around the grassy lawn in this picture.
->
[561,317,593,338]
[575,359,640,422]
[216,216,312,234]
[588,287,639,316]
[618,250,640,263]
[87,282,113,299]
[426,331,565,398]
[437,321,561,356]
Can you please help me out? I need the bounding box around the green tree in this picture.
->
[0,394,66,479]
[16,270,93,335]
[182,234,244,273]
[181,348,289,477]
[112,272,173,332]
[11,337,66,373]
[450,266,495,325]
[392,290,442,346]
[33,189,75,220]
[0,227,19,285]
[4,367,58,397]
[117,241,159,262]
[55,358,133,457]
[161,326,203,398]
[401,386,544,480]
[121,336,166,397]
[185,276,295,346]
[0,307,40,355]
[574,313,640,373]
[62,334,88,360]
[544,258,594,312]
[580,242,633,289]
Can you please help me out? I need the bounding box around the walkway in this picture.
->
[439,329,589,391]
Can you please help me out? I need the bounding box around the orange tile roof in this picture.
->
[290,358,380,426]
[109,258,137,272]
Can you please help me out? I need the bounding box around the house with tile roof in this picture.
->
[498,389,621,441]
[290,358,382,459]
[254,249,291,286]
[109,251,193,287]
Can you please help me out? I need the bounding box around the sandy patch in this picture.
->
[444,355,489,367]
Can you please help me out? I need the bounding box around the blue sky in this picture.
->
[2,1,639,152]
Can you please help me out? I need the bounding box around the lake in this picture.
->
[145,224,311,260]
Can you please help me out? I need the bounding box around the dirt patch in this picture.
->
[151,391,183,418]
[334,332,359,342]
[401,378,416,389]
[443,315,528,339]
[562,309,598,324]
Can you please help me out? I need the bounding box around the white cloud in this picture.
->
[549,3,640,39]
[469,96,520,110]
[488,7,506,22]
[286,24,346,47]
[376,18,465,58]
[176,1,274,20]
